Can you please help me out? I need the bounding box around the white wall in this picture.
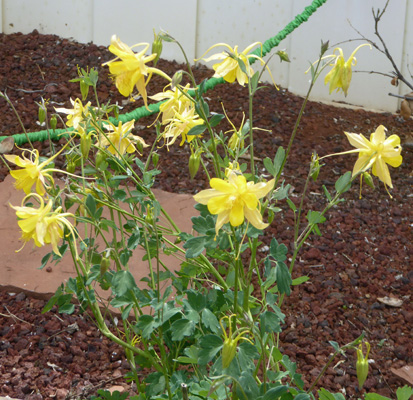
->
[1,0,410,112]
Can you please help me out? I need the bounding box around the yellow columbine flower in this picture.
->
[193,170,275,235]
[323,44,371,96]
[197,42,278,88]
[100,120,148,157]
[149,84,192,124]
[161,107,204,148]
[5,145,68,195]
[344,125,402,188]
[10,194,76,256]
[103,35,171,107]
[55,98,92,130]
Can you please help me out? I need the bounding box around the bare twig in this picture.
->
[0,305,34,325]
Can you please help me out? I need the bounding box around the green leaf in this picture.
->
[198,334,223,365]
[273,146,286,177]
[187,289,206,312]
[184,236,206,258]
[145,372,165,397]
[40,252,52,270]
[127,230,140,250]
[292,276,309,286]
[294,394,311,400]
[209,113,225,127]
[113,189,127,201]
[111,270,136,297]
[100,218,118,232]
[306,210,326,225]
[322,185,332,201]
[250,71,260,93]
[237,370,260,400]
[276,262,292,295]
[42,285,63,313]
[191,215,215,235]
[286,198,296,212]
[260,311,282,333]
[364,394,391,400]
[201,308,220,333]
[85,194,96,218]
[135,315,155,339]
[335,171,352,194]
[121,304,133,320]
[238,342,259,371]
[318,388,345,400]
[263,157,276,176]
[119,249,132,266]
[262,385,289,400]
[237,58,248,75]
[329,341,340,352]
[170,318,195,341]
[270,238,288,262]
[186,124,207,137]
[396,386,413,400]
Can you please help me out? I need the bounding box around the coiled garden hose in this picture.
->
[0,0,327,146]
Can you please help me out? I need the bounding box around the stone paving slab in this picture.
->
[0,175,196,299]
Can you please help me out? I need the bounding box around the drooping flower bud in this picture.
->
[80,80,90,101]
[188,149,201,179]
[100,256,111,275]
[151,30,163,67]
[95,150,108,170]
[171,70,183,90]
[356,342,370,389]
[50,115,57,131]
[80,134,92,159]
[38,105,46,125]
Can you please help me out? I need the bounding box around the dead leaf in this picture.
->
[377,296,403,307]
[0,137,15,154]
[391,365,413,385]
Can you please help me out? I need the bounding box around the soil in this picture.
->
[0,30,412,400]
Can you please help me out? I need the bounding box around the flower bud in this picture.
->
[80,80,90,101]
[80,135,92,159]
[152,152,159,168]
[188,151,201,179]
[321,40,330,55]
[222,338,237,369]
[100,256,111,275]
[95,150,107,170]
[66,162,76,174]
[362,172,374,189]
[151,30,163,67]
[356,342,370,389]
[171,70,183,90]
[50,115,57,131]
[38,106,46,124]
[276,50,290,63]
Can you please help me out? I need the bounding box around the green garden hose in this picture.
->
[0,0,327,146]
